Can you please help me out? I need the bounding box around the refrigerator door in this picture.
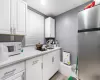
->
[78,31,100,80]
[78,5,100,30]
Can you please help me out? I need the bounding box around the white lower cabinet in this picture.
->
[43,53,52,80]
[52,50,60,75]
[0,49,60,80]
[4,71,25,80]
[0,62,25,80]
[43,50,60,80]
[25,49,60,80]
[26,56,43,80]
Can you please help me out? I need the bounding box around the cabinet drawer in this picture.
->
[0,62,25,80]
[26,56,42,66]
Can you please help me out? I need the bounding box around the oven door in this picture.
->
[4,71,25,80]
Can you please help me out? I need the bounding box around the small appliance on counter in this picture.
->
[42,45,47,51]
[55,40,59,47]
[36,43,43,50]
[63,51,71,65]
[0,44,9,63]
[46,39,54,49]
[0,42,22,57]
[36,43,47,51]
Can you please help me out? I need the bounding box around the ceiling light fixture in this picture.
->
[41,0,46,5]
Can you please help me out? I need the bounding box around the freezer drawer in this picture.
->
[78,5,100,30]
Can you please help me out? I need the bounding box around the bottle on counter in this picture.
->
[55,40,59,47]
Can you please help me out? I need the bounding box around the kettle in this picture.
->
[0,44,8,63]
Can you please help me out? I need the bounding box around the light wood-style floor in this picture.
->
[50,72,68,80]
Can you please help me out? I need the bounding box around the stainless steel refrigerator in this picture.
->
[78,5,100,80]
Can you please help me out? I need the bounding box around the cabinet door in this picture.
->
[45,17,55,38]
[5,71,24,80]
[43,53,52,80]
[26,56,42,80]
[43,50,60,80]
[14,77,22,80]
[0,0,10,34]
[5,75,22,80]
[45,18,51,38]
[48,50,60,77]
[50,18,55,37]
[16,0,26,35]
[11,0,18,34]
[52,50,60,74]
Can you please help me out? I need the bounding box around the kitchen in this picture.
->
[0,0,100,80]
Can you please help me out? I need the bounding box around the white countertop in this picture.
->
[0,46,61,69]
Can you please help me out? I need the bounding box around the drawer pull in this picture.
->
[32,60,39,65]
[1,69,16,80]
[52,57,55,63]
[4,69,16,76]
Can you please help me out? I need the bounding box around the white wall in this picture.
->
[56,1,92,64]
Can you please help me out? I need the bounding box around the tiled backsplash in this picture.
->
[0,34,24,42]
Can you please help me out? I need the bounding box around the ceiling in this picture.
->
[25,0,92,16]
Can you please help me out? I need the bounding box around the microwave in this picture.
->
[0,42,22,56]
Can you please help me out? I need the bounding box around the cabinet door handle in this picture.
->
[2,69,16,80]
[52,57,53,63]
[52,57,54,63]
[53,57,55,62]
[22,72,25,80]
[10,27,13,34]
[13,27,16,34]
[32,60,39,65]
[41,63,43,69]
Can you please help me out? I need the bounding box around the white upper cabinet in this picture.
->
[16,0,27,35]
[0,0,27,35]
[0,0,11,34]
[11,0,18,34]
[45,17,55,38]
